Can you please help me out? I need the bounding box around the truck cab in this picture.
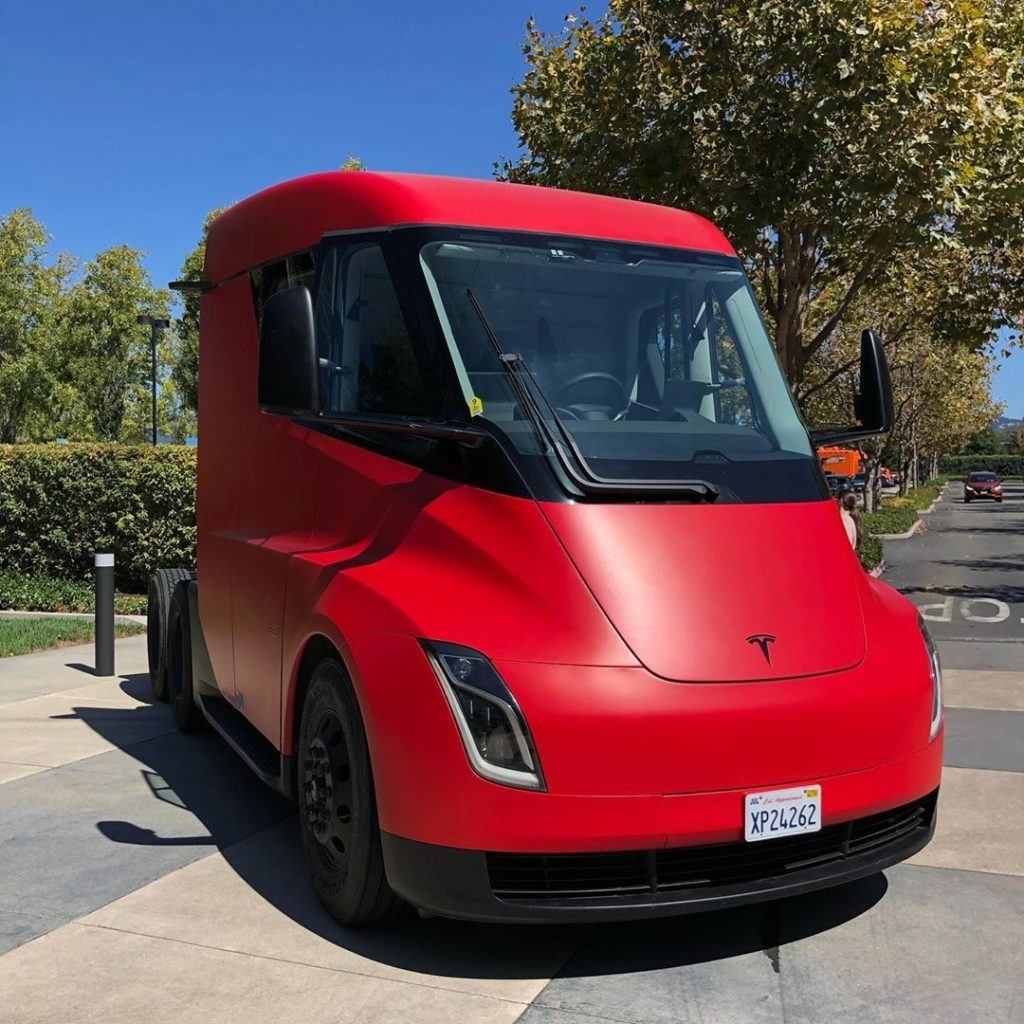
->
[150,172,942,925]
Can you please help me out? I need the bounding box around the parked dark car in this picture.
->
[852,472,868,493]
[825,472,854,497]
[964,471,1003,503]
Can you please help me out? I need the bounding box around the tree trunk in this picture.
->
[772,224,816,387]
[864,457,880,512]
[899,456,911,496]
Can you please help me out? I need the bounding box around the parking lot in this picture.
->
[0,482,1021,1024]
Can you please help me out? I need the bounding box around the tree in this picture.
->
[172,208,227,419]
[0,210,70,442]
[802,252,1004,495]
[57,246,171,441]
[963,425,1003,455]
[340,155,365,171]
[504,1,1024,387]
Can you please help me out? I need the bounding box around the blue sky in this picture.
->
[2,0,1020,415]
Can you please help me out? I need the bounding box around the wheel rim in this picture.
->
[303,709,354,873]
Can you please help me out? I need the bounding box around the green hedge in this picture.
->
[864,505,918,537]
[903,480,944,511]
[856,533,883,572]
[0,570,147,615]
[939,455,1024,477]
[0,444,196,592]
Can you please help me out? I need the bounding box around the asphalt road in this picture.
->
[0,493,1021,1023]
[885,479,1024,665]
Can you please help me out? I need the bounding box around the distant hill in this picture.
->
[995,415,1022,432]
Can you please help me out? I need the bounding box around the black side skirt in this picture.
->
[185,581,296,800]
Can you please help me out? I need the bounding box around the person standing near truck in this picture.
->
[841,492,862,550]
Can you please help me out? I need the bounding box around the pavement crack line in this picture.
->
[514,1000,649,1024]
[73,921,535,1007]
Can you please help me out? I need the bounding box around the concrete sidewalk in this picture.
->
[1,638,1022,1023]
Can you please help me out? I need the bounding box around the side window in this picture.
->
[252,251,316,328]
[315,243,437,418]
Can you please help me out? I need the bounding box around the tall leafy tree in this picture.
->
[803,251,1003,496]
[57,246,171,441]
[172,208,228,419]
[0,210,70,441]
[504,1,1024,387]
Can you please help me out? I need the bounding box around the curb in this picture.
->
[869,560,887,578]
[0,609,147,627]
[876,519,924,541]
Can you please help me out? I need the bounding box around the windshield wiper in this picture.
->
[315,410,487,447]
[464,289,719,502]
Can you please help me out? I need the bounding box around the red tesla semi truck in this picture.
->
[148,172,942,925]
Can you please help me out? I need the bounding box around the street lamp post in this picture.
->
[137,315,170,446]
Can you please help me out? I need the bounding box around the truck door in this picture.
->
[231,252,320,745]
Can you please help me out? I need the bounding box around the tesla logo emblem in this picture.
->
[746,634,777,665]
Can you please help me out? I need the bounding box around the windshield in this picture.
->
[969,472,997,482]
[417,231,820,502]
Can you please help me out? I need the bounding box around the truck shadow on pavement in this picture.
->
[64,676,888,981]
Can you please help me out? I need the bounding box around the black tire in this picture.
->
[166,583,205,732]
[297,659,405,926]
[147,569,194,702]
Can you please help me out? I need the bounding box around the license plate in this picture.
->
[745,785,822,842]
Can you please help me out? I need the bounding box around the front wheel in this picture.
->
[297,659,405,926]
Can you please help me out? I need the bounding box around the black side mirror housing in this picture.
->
[258,286,318,415]
[811,329,893,445]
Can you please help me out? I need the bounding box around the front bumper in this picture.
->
[383,789,938,923]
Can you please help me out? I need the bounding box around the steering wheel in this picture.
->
[555,372,629,417]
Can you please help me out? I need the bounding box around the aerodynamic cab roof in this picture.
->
[203,171,736,284]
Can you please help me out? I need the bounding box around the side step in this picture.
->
[184,581,295,801]
[198,693,293,794]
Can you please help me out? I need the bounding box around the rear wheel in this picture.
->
[297,659,404,925]
[165,583,204,733]
[147,569,194,702]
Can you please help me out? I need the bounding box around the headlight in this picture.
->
[423,641,544,791]
[918,615,943,740]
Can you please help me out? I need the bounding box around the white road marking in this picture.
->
[918,596,1017,627]
[960,598,1011,623]
[919,597,954,622]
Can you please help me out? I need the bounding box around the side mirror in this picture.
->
[258,286,318,415]
[811,329,893,444]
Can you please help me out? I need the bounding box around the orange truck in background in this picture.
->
[817,446,863,478]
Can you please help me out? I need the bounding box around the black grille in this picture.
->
[488,793,936,903]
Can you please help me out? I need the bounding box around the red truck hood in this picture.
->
[542,500,866,682]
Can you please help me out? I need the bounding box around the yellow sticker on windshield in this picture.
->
[468,396,484,417]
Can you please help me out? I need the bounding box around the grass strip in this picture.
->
[0,616,146,658]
